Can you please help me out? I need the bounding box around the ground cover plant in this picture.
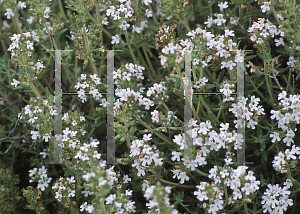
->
[1,0,300,213]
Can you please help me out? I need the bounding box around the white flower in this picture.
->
[111,34,120,44]
[151,110,159,123]
[178,171,189,184]
[25,40,34,50]
[18,1,26,9]
[11,79,20,87]
[42,133,51,142]
[32,60,45,70]
[218,1,228,11]
[261,184,293,213]
[102,17,108,25]
[224,28,234,37]
[214,14,226,26]
[145,9,152,17]
[283,129,295,146]
[143,0,152,6]
[43,22,53,32]
[5,9,15,19]
[143,133,152,141]
[287,56,296,67]
[31,130,40,140]
[119,20,130,31]
[275,37,284,47]
[123,175,132,183]
[204,17,214,28]
[270,132,280,143]
[1,21,10,30]
[276,13,284,21]
[230,17,239,25]
[261,1,270,13]
[44,7,51,18]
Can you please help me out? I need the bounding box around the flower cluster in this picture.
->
[272,145,300,173]
[143,182,178,214]
[22,98,57,144]
[193,77,208,89]
[7,31,40,64]
[52,176,76,203]
[220,81,235,102]
[129,134,163,176]
[270,91,300,146]
[28,166,52,191]
[195,165,260,213]
[229,95,265,129]
[261,182,293,213]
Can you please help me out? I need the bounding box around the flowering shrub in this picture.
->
[1,0,300,213]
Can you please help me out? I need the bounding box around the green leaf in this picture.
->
[257,128,262,137]
[262,150,267,162]
[296,72,300,81]
[145,44,155,49]
[244,55,256,61]
[257,53,266,61]
[217,69,225,82]
[54,28,69,36]
[71,207,79,214]
[260,142,266,150]
[173,192,184,206]
[271,173,275,184]
[35,39,48,47]
[64,169,74,177]
[174,79,181,88]
[85,115,96,121]
[113,44,125,49]
[132,39,143,45]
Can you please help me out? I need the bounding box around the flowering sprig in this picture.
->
[28,165,52,192]
[261,182,293,213]
[143,182,179,214]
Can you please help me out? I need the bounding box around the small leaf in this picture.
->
[262,150,267,162]
[71,207,79,214]
[54,28,69,36]
[145,44,155,49]
[174,79,181,88]
[296,72,300,81]
[244,55,256,61]
[64,169,74,177]
[257,53,266,61]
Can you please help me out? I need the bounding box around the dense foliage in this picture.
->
[1,0,300,213]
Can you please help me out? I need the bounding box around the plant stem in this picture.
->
[151,168,195,188]
[125,31,137,64]
[100,198,107,214]
[148,4,160,27]
[263,60,275,107]
[134,113,175,147]
[58,0,68,23]
[160,102,184,125]
[174,14,191,32]
[194,168,208,177]
[270,0,282,26]
[249,78,267,103]
[142,45,159,82]
[13,17,22,34]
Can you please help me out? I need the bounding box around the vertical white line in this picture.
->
[53,50,63,164]
[107,50,115,164]
[184,51,193,164]
[236,50,245,164]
